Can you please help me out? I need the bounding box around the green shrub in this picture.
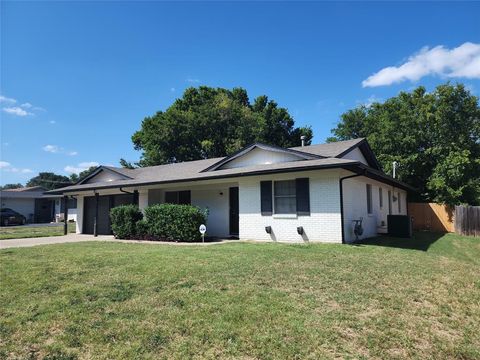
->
[110,205,143,239]
[135,219,149,237]
[144,204,207,242]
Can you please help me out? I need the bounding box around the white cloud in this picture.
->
[1,96,45,116]
[43,144,60,153]
[0,161,33,174]
[357,95,383,108]
[186,78,200,83]
[0,95,16,104]
[362,42,480,87]
[64,161,99,174]
[43,145,78,156]
[170,87,176,92]
[49,120,56,124]
[2,107,32,116]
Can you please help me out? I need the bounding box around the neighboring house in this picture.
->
[0,186,77,223]
[49,138,413,243]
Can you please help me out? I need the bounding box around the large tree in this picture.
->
[329,83,480,205]
[69,166,98,183]
[26,172,72,190]
[0,183,23,190]
[130,87,313,166]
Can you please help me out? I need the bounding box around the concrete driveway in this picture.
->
[0,234,236,249]
[0,234,114,249]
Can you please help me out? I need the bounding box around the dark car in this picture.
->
[0,208,26,226]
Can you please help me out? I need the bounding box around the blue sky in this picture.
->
[1,1,479,185]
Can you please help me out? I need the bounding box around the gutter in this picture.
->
[339,170,366,244]
[120,187,139,205]
[46,162,361,195]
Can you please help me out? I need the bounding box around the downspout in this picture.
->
[120,188,139,205]
[339,169,367,244]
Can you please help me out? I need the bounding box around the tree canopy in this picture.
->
[8,167,98,191]
[0,183,23,190]
[26,172,72,190]
[130,87,313,167]
[329,83,480,205]
[69,166,98,183]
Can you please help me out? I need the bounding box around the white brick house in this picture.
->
[50,139,412,243]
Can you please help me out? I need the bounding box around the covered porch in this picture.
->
[69,179,239,238]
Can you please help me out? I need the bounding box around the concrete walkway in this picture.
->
[0,234,114,249]
[0,234,237,249]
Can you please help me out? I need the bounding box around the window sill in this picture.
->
[273,214,298,219]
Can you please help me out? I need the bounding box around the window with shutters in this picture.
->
[366,184,372,214]
[274,180,296,214]
[379,188,383,208]
[165,190,191,205]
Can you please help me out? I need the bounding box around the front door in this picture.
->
[229,187,239,236]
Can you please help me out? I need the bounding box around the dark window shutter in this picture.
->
[296,178,310,216]
[260,181,272,215]
[179,191,191,205]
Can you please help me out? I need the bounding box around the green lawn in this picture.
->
[1,233,479,359]
[0,222,76,240]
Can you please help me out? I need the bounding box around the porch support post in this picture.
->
[94,192,99,237]
[63,196,68,235]
[133,190,139,206]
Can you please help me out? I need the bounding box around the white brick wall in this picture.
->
[342,176,407,243]
[238,170,343,243]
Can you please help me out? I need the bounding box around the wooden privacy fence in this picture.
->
[455,205,480,237]
[408,203,454,232]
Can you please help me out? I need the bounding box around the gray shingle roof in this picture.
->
[48,138,414,194]
[290,138,365,157]
[49,157,358,194]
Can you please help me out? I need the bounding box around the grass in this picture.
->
[0,232,479,359]
[0,222,76,240]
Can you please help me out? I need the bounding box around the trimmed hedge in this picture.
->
[110,205,143,239]
[109,203,207,242]
[144,204,207,242]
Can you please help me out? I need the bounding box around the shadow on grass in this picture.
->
[356,231,446,251]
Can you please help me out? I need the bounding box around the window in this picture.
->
[165,190,191,205]
[274,180,296,214]
[379,188,383,208]
[68,198,77,209]
[398,192,401,213]
[366,184,372,214]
